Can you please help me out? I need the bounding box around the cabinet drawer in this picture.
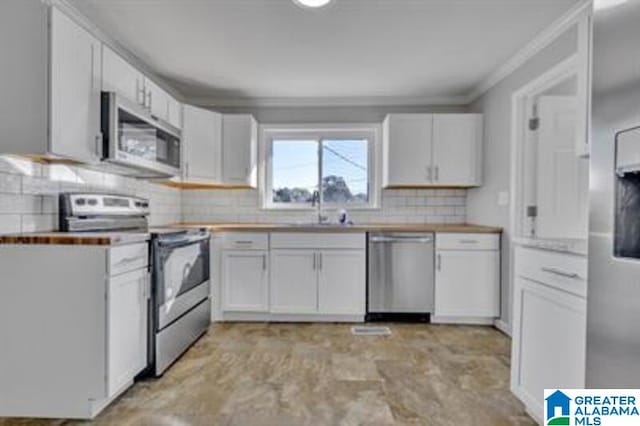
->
[270,232,365,249]
[515,246,587,298]
[109,243,149,276]
[221,233,268,250]
[436,233,499,250]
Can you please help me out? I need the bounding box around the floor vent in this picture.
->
[351,326,392,336]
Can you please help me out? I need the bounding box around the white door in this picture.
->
[107,269,148,397]
[318,250,366,315]
[432,114,482,186]
[270,250,317,314]
[222,114,258,187]
[102,45,144,106]
[182,105,222,182]
[144,77,171,122]
[222,250,268,312]
[434,250,499,317]
[536,96,589,239]
[49,7,101,163]
[384,114,433,186]
[514,277,586,417]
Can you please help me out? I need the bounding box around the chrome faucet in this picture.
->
[311,190,329,224]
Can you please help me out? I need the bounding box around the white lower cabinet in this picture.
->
[107,268,148,397]
[222,250,269,312]
[434,233,500,322]
[270,250,318,314]
[511,246,587,422]
[219,232,366,321]
[0,242,150,419]
[318,250,366,315]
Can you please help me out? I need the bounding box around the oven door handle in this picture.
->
[157,234,210,248]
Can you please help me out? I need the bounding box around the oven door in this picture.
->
[102,92,181,177]
[154,233,210,331]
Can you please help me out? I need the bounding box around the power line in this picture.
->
[322,145,367,171]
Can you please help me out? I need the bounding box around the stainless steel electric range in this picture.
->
[59,193,211,377]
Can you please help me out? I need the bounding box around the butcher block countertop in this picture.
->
[175,223,503,234]
[0,223,502,245]
[0,232,150,246]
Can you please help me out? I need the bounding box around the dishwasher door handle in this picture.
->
[370,236,433,244]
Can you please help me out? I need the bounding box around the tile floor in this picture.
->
[1,323,534,426]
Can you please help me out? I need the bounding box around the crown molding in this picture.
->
[465,0,592,103]
[187,95,470,109]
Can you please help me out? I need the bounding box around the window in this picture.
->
[264,125,379,209]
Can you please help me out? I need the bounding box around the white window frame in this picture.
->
[260,123,381,210]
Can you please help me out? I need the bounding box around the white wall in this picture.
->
[467,25,579,331]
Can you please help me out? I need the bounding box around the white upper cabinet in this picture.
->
[102,46,182,129]
[432,114,483,186]
[383,114,433,186]
[102,45,145,106]
[49,7,102,163]
[182,105,222,182]
[222,114,258,187]
[383,113,483,188]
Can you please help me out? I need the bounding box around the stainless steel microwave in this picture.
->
[100,92,181,178]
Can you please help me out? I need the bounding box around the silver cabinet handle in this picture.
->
[435,165,440,181]
[459,239,479,244]
[136,79,145,106]
[116,255,144,266]
[318,253,322,270]
[262,254,267,271]
[146,91,152,110]
[541,267,580,279]
[312,253,317,270]
[437,254,442,271]
[427,165,432,181]
[233,240,254,245]
[370,236,433,244]
[95,133,103,158]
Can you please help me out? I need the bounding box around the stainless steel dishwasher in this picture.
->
[367,232,435,321]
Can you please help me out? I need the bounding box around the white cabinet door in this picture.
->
[167,97,182,129]
[318,250,365,315]
[432,114,482,186]
[49,7,101,163]
[222,250,268,312]
[383,114,433,186]
[144,78,171,123]
[435,250,499,317]
[512,276,586,418]
[102,45,144,106]
[182,105,222,182]
[222,114,258,187]
[270,250,317,314]
[107,269,148,397]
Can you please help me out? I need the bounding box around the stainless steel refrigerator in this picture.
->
[587,0,640,387]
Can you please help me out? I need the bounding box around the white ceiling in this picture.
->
[70,0,580,105]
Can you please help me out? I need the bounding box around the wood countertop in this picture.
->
[0,232,150,246]
[174,223,503,234]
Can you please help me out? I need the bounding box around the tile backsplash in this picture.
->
[0,156,467,234]
[182,188,466,224]
[0,156,181,234]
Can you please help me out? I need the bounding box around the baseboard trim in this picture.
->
[430,316,495,325]
[221,312,364,323]
[494,319,512,337]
